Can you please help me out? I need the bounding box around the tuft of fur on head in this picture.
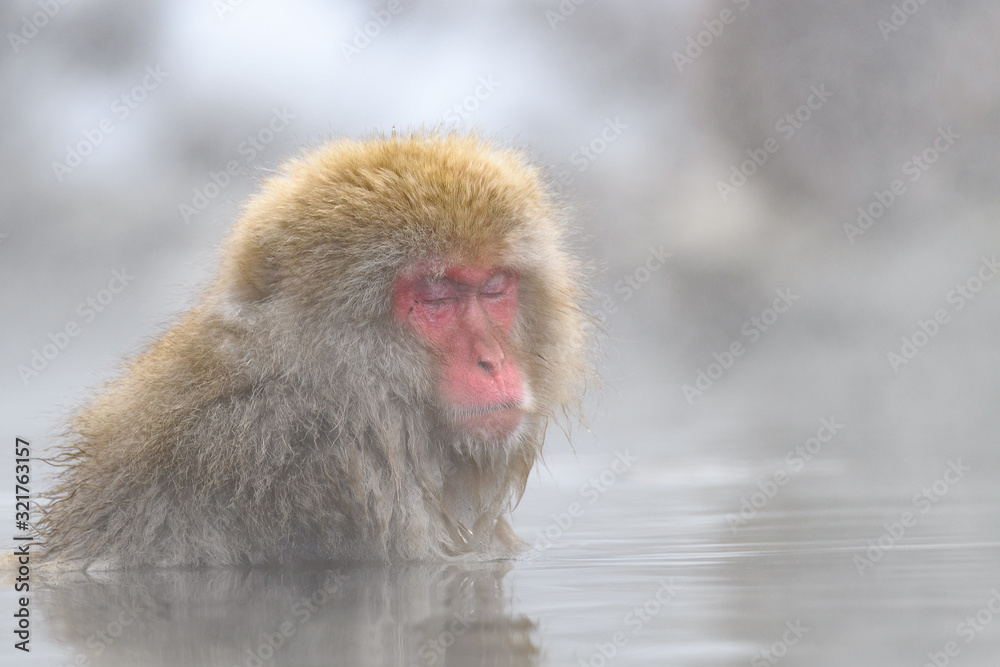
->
[37,130,593,568]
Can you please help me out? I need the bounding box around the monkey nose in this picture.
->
[473,340,504,375]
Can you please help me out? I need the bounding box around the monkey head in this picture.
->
[223,132,588,448]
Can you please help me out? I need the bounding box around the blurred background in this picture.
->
[1,1,999,665]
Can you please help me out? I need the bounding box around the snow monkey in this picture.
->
[38,131,593,568]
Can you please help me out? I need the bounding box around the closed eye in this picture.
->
[416,278,459,303]
[480,272,514,297]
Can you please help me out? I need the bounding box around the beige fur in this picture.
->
[37,131,592,568]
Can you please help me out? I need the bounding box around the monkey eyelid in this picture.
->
[419,297,458,307]
[479,271,515,295]
[413,278,459,301]
[409,270,516,305]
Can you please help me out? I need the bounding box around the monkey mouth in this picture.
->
[450,402,525,438]
[453,401,522,417]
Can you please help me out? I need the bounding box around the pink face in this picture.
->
[393,263,526,440]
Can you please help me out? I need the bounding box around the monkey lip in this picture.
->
[451,403,524,436]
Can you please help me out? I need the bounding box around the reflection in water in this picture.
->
[38,561,539,667]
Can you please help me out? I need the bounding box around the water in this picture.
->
[9,446,998,666]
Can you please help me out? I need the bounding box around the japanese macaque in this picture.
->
[38,131,593,568]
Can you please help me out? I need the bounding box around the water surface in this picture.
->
[13,442,998,667]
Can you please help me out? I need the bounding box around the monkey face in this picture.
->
[393,262,530,442]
